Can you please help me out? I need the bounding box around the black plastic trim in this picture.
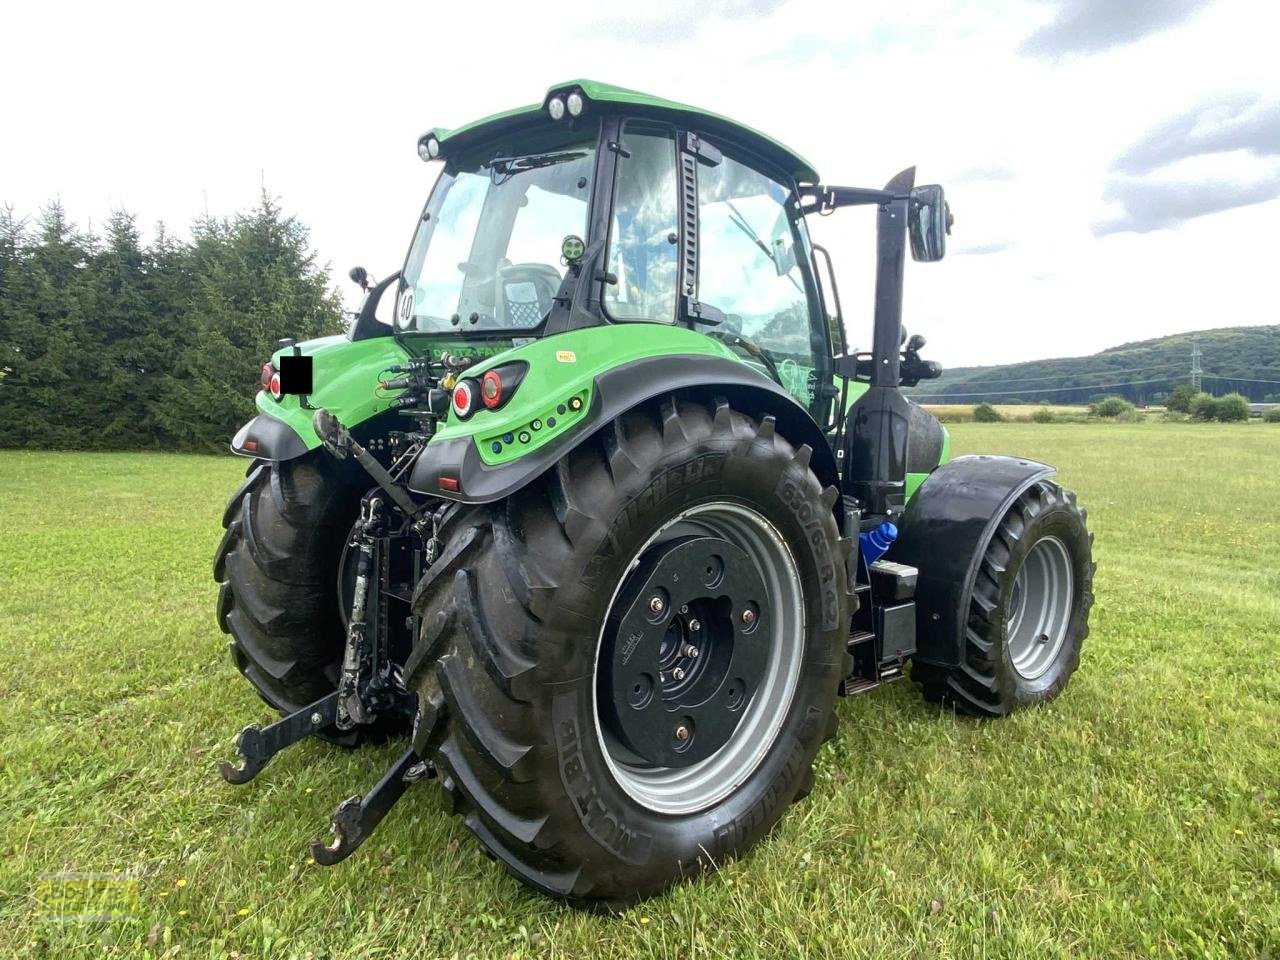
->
[349,271,400,341]
[886,455,1056,668]
[230,414,309,461]
[407,354,839,503]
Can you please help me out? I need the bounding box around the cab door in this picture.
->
[691,141,832,419]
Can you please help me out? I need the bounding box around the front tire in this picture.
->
[913,479,1095,716]
[405,396,851,908]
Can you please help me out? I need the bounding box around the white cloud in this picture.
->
[1,0,1277,367]
[1018,0,1205,58]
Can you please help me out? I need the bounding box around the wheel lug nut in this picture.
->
[680,604,689,614]
[674,724,690,742]
[687,618,701,632]
[672,667,686,681]
[649,595,665,614]
[741,609,757,626]
[682,643,700,658]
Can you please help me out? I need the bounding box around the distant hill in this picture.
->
[907,325,1280,405]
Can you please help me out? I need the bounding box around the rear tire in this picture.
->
[214,454,394,742]
[913,479,1094,717]
[405,396,852,908]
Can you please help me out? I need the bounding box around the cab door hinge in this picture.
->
[684,132,723,166]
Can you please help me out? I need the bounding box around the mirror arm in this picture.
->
[799,183,905,214]
[349,271,401,341]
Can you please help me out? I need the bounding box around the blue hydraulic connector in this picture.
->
[859,521,898,565]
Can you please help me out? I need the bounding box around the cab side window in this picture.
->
[605,121,679,323]
[697,154,822,405]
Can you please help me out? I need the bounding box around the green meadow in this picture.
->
[2,422,1277,958]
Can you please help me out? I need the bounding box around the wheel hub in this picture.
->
[1005,535,1074,680]
[601,536,768,768]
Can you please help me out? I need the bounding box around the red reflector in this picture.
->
[243,439,258,452]
[269,372,282,400]
[438,476,460,492]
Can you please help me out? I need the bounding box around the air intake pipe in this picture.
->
[841,167,916,518]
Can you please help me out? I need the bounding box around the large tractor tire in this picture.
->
[405,396,852,909]
[213,454,378,742]
[913,478,1094,717]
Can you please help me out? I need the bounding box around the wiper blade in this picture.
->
[726,200,775,263]
[725,200,803,295]
[484,151,587,185]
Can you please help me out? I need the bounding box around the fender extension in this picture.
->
[231,414,309,461]
[887,454,1055,668]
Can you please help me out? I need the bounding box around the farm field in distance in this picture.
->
[2,422,1277,959]
[923,403,1103,422]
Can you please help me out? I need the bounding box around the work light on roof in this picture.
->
[566,91,584,117]
[418,135,440,162]
[547,96,566,121]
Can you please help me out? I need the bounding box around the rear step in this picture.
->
[842,629,904,696]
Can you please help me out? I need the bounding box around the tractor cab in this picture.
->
[356,80,841,422]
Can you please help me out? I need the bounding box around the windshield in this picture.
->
[397,125,598,333]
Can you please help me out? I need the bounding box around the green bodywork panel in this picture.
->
[425,79,820,184]
[256,333,524,450]
[256,335,411,449]
[431,325,739,465]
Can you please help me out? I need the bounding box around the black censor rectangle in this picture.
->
[278,354,313,394]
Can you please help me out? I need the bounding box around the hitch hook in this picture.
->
[217,693,338,785]
[308,746,433,865]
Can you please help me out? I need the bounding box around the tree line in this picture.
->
[0,194,344,452]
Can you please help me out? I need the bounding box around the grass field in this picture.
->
[922,404,1091,420]
[2,423,1278,959]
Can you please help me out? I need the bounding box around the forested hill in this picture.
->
[907,325,1280,405]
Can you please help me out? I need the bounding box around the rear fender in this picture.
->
[887,455,1055,667]
[408,352,838,504]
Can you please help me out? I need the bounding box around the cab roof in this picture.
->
[422,79,820,185]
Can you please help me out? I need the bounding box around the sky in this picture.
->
[3,0,1278,367]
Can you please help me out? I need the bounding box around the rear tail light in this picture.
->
[452,379,478,419]
[481,369,503,409]
[452,362,528,419]
[269,371,282,400]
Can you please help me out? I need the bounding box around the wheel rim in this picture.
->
[1005,535,1074,680]
[593,502,805,815]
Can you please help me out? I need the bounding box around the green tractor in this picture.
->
[214,80,1094,908]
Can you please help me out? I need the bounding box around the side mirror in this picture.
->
[908,185,952,262]
[349,265,371,291]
